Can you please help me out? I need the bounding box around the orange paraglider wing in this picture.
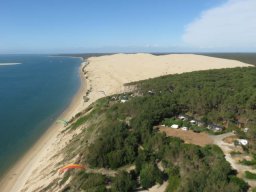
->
[59,164,86,174]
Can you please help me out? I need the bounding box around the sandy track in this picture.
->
[211,133,256,188]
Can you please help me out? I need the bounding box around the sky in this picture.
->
[0,0,255,53]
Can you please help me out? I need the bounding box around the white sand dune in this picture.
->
[0,54,253,192]
[85,53,252,104]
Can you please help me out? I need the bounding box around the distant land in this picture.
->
[59,53,256,66]
[200,53,256,66]
[0,63,21,66]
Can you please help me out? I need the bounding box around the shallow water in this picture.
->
[0,55,81,177]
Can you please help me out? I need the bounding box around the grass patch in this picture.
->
[240,159,256,166]
[70,114,90,130]
[60,171,71,186]
[166,175,180,192]
[245,171,256,180]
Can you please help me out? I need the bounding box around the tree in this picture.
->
[111,171,136,192]
[140,163,163,189]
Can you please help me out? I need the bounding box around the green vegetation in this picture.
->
[52,67,256,191]
[130,67,256,152]
[69,115,90,130]
[202,53,256,66]
[162,117,210,133]
[165,166,180,192]
[68,172,107,192]
[111,171,136,192]
[60,171,71,186]
[240,159,256,166]
[240,154,256,166]
[245,171,256,180]
[139,163,163,188]
[229,176,250,192]
[162,117,184,127]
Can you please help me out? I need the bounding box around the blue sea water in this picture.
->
[0,55,82,177]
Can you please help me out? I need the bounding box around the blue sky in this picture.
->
[0,0,255,53]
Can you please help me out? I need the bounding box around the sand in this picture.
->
[0,60,87,192]
[0,53,253,192]
[85,53,252,104]
[159,127,213,146]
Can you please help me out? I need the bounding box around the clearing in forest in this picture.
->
[159,126,213,146]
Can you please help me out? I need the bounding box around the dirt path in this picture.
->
[136,182,168,192]
[86,168,117,177]
[87,166,168,192]
[210,132,256,188]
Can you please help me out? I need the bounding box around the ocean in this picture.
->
[0,55,82,177]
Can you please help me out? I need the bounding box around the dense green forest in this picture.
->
[201,53,256,66]
[129,67,256,152]
[45,66,256,192]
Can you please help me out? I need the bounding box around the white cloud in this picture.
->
[182,0,256,51]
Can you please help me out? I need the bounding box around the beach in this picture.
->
[0,53,253,192]
[0,59,87,192]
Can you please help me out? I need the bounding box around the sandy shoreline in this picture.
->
[0,58,87,192]
[0,53,253,192]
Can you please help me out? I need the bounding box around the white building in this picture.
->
[120,99,127,103]
[181,127,188,131]
[190,120,196,124]
[243,128,249,133]
[171,124,179,129]
[178,115,189,121]
[238,139,248,146]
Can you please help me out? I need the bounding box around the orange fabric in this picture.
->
[59,164,85,173]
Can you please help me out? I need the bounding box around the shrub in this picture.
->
[245,171,256,180]
[140,163,163,189]
[111,171,136,192]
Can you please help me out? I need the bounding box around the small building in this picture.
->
[243,128,249,133]
[178,115,186,121]
[207,124,224,132]
[178,114,191,121]
[171,124,179,129]
[197,121,205,127]
[237,139,248,146]
[120,99,128,103]
[190,120,196,124]
[181,127,188,131]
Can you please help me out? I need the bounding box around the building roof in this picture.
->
[238,139,248,146]
[171,124,179,129]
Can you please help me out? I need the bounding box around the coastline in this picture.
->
[0,58,87,192]
[0,53,253,191]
